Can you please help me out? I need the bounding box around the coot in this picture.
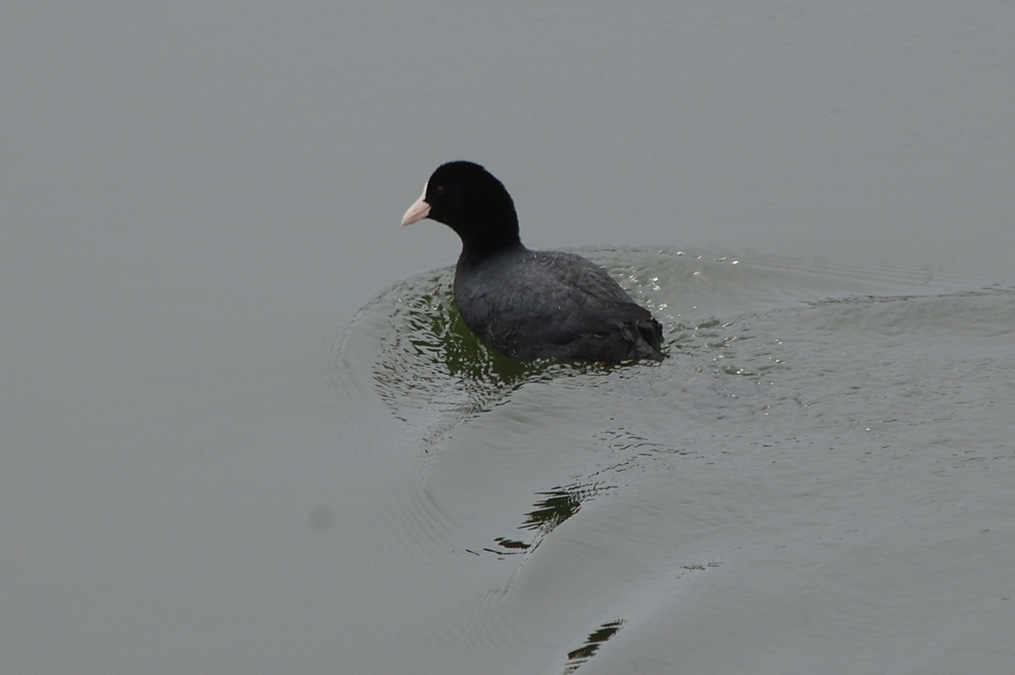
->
[401,161,665,363]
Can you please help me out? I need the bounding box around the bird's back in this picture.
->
[454,247,664,362]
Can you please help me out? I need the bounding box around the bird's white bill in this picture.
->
[400,182,431,226]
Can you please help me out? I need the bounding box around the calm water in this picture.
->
[2,3,1014,674]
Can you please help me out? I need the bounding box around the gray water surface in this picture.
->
[336,251,1014,674]
[3,3,1014,674]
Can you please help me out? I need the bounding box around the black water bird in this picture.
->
[401,161,665,363]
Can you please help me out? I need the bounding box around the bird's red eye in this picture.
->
[434,185,445,196]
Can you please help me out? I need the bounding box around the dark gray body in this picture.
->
[454,245,664,362]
